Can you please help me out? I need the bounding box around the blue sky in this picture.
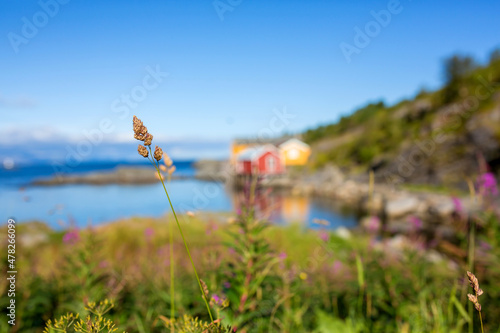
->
[1,0,499,160]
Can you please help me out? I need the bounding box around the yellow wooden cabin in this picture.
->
[279,138,311,166]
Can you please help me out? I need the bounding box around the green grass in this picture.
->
[401,183,468,196]
[3,208,500,332]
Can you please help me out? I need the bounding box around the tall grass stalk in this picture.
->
[133,116,213,323]
[466,178,476,333]
[167,172,175,331]
[148,153,214,322]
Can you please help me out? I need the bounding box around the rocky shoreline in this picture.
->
[230,164,484,235]
[31,162,485,234]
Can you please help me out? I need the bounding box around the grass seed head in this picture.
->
[468,293,482,311]
[154,146,163,161]
[138,145,149,158]
[133,115,149,142]
[466,271,483,312]
[467,271,483,295]
[164,153,173,167]
[200,279,210,298]
[144,133,153,146]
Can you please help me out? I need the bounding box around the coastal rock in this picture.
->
[433,199,455,218]
[361,193,384,213]
[425,250,446,264]
[385,219,414,234]
[193,160,231,181]
[335,227,351,239]
[385,197,420,218]
[335,180,365,204]
[386,235,409,252]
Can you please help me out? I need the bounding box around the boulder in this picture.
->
[361,193,384,213]
[335,226,351,240]
[433,199,455,218]
[385,219,413,234]
[385,197,420,218]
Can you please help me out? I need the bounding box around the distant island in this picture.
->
[31,166,183,185]
[31,162,230,186]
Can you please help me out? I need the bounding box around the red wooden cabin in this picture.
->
[236,145,285,175]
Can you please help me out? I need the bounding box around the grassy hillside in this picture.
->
[304,52,500,187]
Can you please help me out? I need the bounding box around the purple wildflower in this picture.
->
[144,227,154,241]
[409,216,423,231]
[479,240,492,252]
[211,294,226,306]
[278,252,287,260]
[332,260,343,275]
[367,216,381,233]
[478,172,498,197]
[223,281,231,289]
[205,222,219,235]
[63,229,80,244]
[451,197,463,214]
[99,260,109,269]
[319,230,329,242]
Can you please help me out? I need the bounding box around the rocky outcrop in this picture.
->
[193,160,231,181]
[32,166,189,185]
[385,197,420,218]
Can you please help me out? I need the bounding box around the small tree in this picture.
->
[489,48,500,64]
[443,54,477,84]
[441,54,477,104]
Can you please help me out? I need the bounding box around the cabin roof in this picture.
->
[233,136,308,146]
[279,138,310,150]
[236,144,279,161]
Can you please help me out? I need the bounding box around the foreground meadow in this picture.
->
[2,202,499,332]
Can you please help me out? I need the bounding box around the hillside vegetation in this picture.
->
[304,51,500,188]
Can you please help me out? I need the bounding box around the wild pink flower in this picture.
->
[367,216,381,233]
[211,294,226,306]
[205,221,219,235]
[319,230,329,242]
[63,229,80,244]
[144,227,154,241]
[157,245,169,257]
[99,260,109,269]
[278,252,287,260]
[452,197,463,214]
[228,247,236,255]
[478,172,498,197]
[479,240,492,252]
[332,260,343,275]
[409,216,423,231]
[223,281,231,289]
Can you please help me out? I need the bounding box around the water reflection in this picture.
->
[1,178,357,230]
[230,186,356,229]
